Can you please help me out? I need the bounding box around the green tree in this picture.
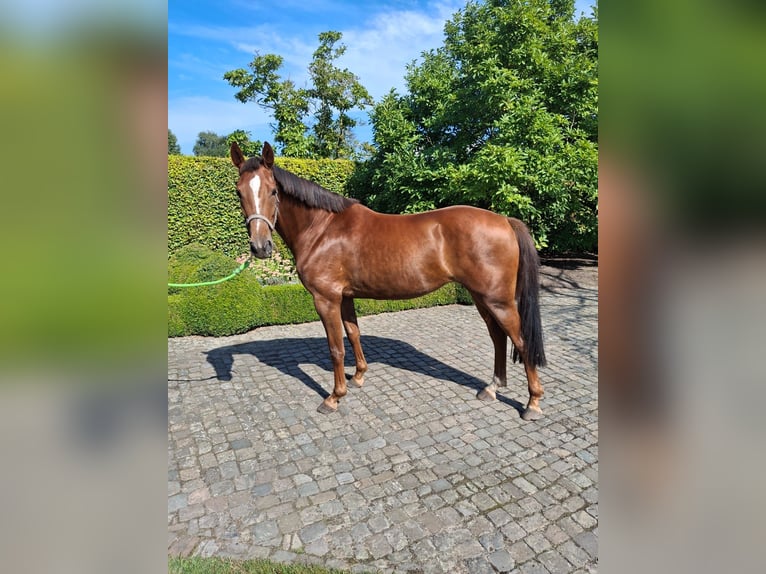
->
[168,129,181,155]
[225,129,262,158]
[354,0,598,253]
[223,31,372,159]
[192,131,228,157]
[224,54,313,157]
[308,31,373,159]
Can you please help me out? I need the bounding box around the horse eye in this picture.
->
[271,189,278,196]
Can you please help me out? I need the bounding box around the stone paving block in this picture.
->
[573,530,598,560]
[519,561,551,574]
[400,520,427,542]
[251,520,278,544]
[557,540,591,570]
[367,533,393,559]
[489,549,516,573]
[276,511,302,533]
[168,264,598,574]
[488,507,512,527]
[368,514,390,533]
[304,538,329,557]
[508,540,536,564]
[464,556,497,574]
[168,493,187,513]
[349,522,371,541]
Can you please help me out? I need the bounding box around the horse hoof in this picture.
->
[350,376,364,388]
[317,400,338,415]
[493,376,508,388]
[477,387,496,402]
[521,406,543,421]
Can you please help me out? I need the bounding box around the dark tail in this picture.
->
[508,218,547,368]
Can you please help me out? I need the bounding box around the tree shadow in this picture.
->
[204,335,525,414]
[540,256,596,288]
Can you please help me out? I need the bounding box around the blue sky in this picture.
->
[169,0,596,155]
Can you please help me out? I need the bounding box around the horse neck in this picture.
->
[275,193,333,256]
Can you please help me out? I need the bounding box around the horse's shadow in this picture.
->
[204,336,525,414]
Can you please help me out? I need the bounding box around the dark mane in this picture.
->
[239,156,357,213]
[273,165,358,213]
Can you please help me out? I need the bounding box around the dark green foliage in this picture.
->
[258,284,318,326]
[354,284,465,316]
[193,131,229,157]
[168,129,181,155]
[168,156,244,257]
[168,155,356,258]
[167,244,471,337]
[167,294,186,336]
[168,244,262,336]
[226,130,262,157]
[350,0,598,253]
[167,243,242,294]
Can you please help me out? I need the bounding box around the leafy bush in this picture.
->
[168,244,265,336]
[168,244,471,337]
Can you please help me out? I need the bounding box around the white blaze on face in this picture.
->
[249,175,262,231]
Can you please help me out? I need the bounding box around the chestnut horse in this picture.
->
[230,142,547,420]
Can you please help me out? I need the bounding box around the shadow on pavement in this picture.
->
[204,335,525,414]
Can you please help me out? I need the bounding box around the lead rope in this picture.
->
[168,258,251,288]
[169,200,278,288]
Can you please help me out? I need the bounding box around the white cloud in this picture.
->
[168,96,272,155]
[337,2,462,100]
[169,22,271,46]
[172,1,461,101]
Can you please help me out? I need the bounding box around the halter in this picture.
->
[244,196,279,233]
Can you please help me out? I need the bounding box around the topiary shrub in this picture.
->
[169,244,262,336]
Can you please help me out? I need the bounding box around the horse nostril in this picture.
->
[250,239,273,259]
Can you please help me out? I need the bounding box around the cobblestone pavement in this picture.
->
[168,262,598,573]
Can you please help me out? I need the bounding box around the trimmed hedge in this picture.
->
[168,155,356,258]
[168,244,471,337]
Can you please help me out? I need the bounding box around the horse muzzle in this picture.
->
[250,238,273,259]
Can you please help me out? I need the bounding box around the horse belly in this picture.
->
[348,276,449,300]
[345,240,450,300]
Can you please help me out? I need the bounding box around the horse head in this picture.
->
[230,141,279,259]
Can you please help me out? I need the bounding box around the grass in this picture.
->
[168,556,366,574]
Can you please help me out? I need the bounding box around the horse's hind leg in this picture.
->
[520,361,544,421]
[342,297,368,388]
[489,301,545,421]
[472,298,508,402]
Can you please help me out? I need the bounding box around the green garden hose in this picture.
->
[168,259,251,288]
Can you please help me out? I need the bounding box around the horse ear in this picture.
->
[230,142,245,168]
[262,142,274,169]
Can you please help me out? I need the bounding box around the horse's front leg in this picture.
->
[342,297,367,388]
[314,295,347,414]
